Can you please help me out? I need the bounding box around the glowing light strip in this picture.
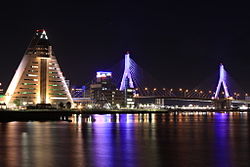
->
[214,64,230,98]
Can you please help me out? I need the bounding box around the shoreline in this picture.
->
[0,109,248,122]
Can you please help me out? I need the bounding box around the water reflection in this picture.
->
[71,113,156,124]
[212,113,230,167]
[0,112,250,167]
[70,112,248,124]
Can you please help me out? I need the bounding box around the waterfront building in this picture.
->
[125,88,135,108]
[0,82,5,108]
[71,85,92,108]
[90,71,125,108]
[0,82,3,95]
[122,75,135,108]
[5,29,73,108]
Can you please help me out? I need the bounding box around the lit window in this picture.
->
[22,83,38,85]
[49,84,59,87]
[27,74,38,77]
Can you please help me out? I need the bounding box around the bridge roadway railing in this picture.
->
[135,96,212,103]
[137,96,250,105]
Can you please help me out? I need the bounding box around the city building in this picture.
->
[71,85,92,109]
[5,29,73,108]
[0,83,6,108]
[71,85,86,98]
[0,82,3,95]
[90,71,125,109]
[125,88,135,108]
[121,76,135,108]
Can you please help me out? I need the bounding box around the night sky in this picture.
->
[1,1,250,91]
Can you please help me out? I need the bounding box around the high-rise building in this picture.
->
[5,29,73,107]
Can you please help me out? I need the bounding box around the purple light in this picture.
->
[119,53,134,90]
[214,64,230,98]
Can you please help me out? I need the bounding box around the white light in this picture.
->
[239,105,248,110]
[40,30,48,40]
[27,74,38,77]
[96,71,112,78]
[127,89,133,92]
[50,97,68,100]
[127,98,133,102]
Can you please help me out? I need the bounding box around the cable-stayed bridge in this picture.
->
[108,52,250,109]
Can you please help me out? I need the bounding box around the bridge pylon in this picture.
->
[214,63,230,98]
[119,52,134,91]
[213,63,232,109]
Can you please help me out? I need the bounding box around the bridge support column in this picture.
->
[212,98,232,110]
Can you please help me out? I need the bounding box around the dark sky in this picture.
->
[1,1,250,91]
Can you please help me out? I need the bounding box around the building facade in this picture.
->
[90,71,125,108]
[5,29,72,108]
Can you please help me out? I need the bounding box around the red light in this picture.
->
[36,29,45,32]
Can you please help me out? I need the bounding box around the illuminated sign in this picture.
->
[96,71,112,78]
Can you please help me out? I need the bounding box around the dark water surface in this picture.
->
[0,112,249,167]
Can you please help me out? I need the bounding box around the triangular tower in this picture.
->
[214,63,230,98]
[119,52,134,91]
[5,29,73,107]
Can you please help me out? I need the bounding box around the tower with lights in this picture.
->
[213,63,232,109]
[119,52,134,91]
[5,29,73,107]
[119,52,135,108]
[214,63,230,98]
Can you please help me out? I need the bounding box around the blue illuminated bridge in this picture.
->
[114,53,250,109]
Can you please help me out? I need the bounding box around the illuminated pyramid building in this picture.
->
[5,29,73,107]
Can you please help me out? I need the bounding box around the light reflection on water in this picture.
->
[0,112,249,167]
[71,113,156,124]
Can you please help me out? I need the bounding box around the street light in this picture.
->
[199,90,203,98]
[184,89,188,97]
